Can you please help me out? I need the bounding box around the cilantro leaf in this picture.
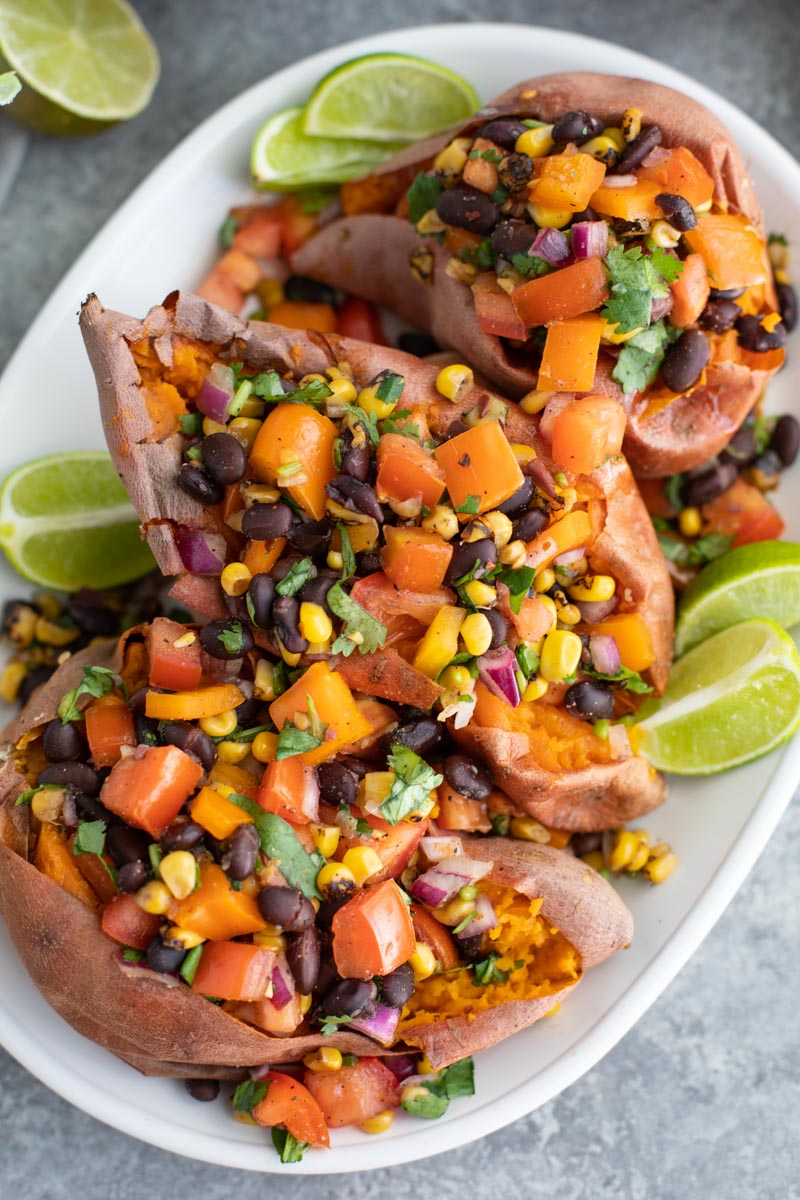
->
[440,1057,475,1099]
[408,172,444,224]
[769,232,788,247]
[342,403,380,446]
[601,244,674,335]
[649,245,684,283]
[753,416,774,455]
[692,532,735,563]
[318,1013,355,1037]
[216,623,245,655]
[249,370,286,399]
[401,1087,450,1120]
[178,412,203,436]
[219,214,237,248]
[271,1128,309,1163]
[275,720,324,760]
[399,1056,475,1120]
[232,1079,269,1114]
[469,146,503,163]
[510,252,552,280]
[281,377,332,409]
[495,565,535,614]
[338,524,356,582]
[459,237,493,269]
[73,820,106,857]
[515,642,540,678]
[14,784,60,808]
[490,812,510,836]
[328,582,387,656]
[454,494,480,515]
[612,320,672,394]
[664,474,685,512]
[380,744,443,826]
[585,664,652,694]
[275,558,316,597]
[57,665,119,724]
[228,795,324,899]
[374,371,405,406]
[472,952,512,986]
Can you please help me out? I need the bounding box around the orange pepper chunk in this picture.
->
[332,880,416,980]
[34,822,98,909]
[537,315,603,392]
[669,252,710,328]
[252,1074,330,1148]
[551,394,627,476]
[243,537,287,577]
[590,613,655,671]
[433,421,523,515]
[525,509,593,569]
[269,661,372,766]
[528,152,607,212]
[267,299,337,333]
[84,695,136,768]
[684,214,768,291]
[169,862,266,939]
[248,404,337,520]
[375,434,446,510]
[589,177,663,222]
[145,684,244,721]
[381,526,454,592]
[191,941,276,1002]
[637,146,714,210]
[189,785,254,840]
[512,257,609,328]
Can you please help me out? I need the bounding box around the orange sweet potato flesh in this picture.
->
[292,71,779,476]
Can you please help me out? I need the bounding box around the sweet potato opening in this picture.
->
[473,684,614,771]
[129,336,217,440]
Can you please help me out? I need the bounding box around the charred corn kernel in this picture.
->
[32,591,60,619]
[650,219,681,249]
[342,846,383,886]
[216,739,251,765]
[254,931,286,952]
[439,665,473,694]
[410,245,434,284]
[358,383,398,421]
[557,603,582,626]
[538,595,558,630]
[409,941,437,982]
[164,926,206,950]
[510,816,551,843]
[0,661,27,703]
[304,1046,343,1073]
[581,849,606,872]
[299,602,333,644]
[515,124,554,157]
[609,829,639,872]
[160,850,199,900]
[523,676,548,702]
[435,363,474,402]
[526,204,572,229]
[299,992,313,1015]
[135,880,172,915]
[602,126,627,152]
[310,823,340,858]
[221,562,252,597]
[241,483,282,505]
[568,574,616,603]
[621,107,642,142]
[253,659,276,702]
[277,638,302,667]
[482,510,513,548]
[6,603,37,647]
[499,539,528,569]
[643,850,678,884]
[257,276,284,309]
[496,274,518,295]
[31,787,65,823]
[361,1110,395,1135]
[539,629,582,682]
[421,210,449,238]
[400,1083,431,1105]
[463,580,496,608]
[510,443,537,466]
[582,135,620,165]
[317,862,356,895]
[241,876,260,898]
[556,488,577,515]
[433,136,471,179]
[326,549,344,571]
[435,897,476,926]
[534,567,556,593]
[462,517,491,543]
[519,389,551,414]
[202,416,228,436]
[678,506,702,538]
[199,708,238,738]
[326,374,358,405]
[461,612,494,657]
[228,416,262,452]
[421,504,459,541]
[172,631,196,649]
[34,617,78,646]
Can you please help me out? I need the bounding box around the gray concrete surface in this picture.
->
[1,1,799,1196]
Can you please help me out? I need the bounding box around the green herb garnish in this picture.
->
[601,244,682,335]
[408,172,444,225]
[72,819,106,857]
[585,664,652,694]
[375,371,405,406]
[271,1128,309,1163]
[328,582,387,657]
[338,524,356,582]
[57,665,120,724]
[510,252,552,280]
[379,744,443,826]
[495,565,535,614]
[178,412,203,436]
[275,557,316,597]
[218,623,246,655]
[228,795,324,899]
[179,944,203,986]
[454,494,480,515]
[232,1079,269,1114]
[399,1056,475,1120]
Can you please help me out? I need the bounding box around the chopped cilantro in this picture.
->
[379,744,443,826]
[228,795,324,899]
[122,947,144,963]
[272,1128,309,1164]
[408,172,444,225]
[491,183,509,205]
[459,237,494,269]
[657,531,735,567]
[72,820,106,857]
[218,623,246,655]
[148,843,163,877]
[318,1013,355,1037]
[249,370,286,399]
[612,321,675,394]
[232,1079,269,1114]
[275,557,316,597]
[275,720,324,760]
[585,664,652,694]
[515,642,540,679]
[490,812,511,836]
[400,1057,475,1120]
[401,1086,449,1120]
[472,952,514,986]
[510,252,552,280]
[282,377,333,408]
[496,565,535,614]
[57,665,120,724]
[768,232,788,247]
[375,371,405,405]
[454,494,480,515]
[328,582,387,657]
[14,783,60,808]
[342,403,381,446]
[664,473,685,511]
[178,411,203,436]
[338,524,356,582]
[355,817,372,837]
[601,244,682,335]
[219,214,237,248]
[753,416,775,455]
[469,146,503,163]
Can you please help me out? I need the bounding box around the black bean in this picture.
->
[617,124,662,172]
[720,424,757,466]
[380,963,415,1008]
[312,950,341,998]
[384,717,440,758]
[355,550,382,576]
[457,933,485,962]
[700,299,741,334]
[146,935,186,974]
[75,792,114,823]
[513,508,548,542]
[777,282,797,333]
[42,718,86,763]
[681,461,738,507]
[770,414,800,467]
[326,475,384,523]
[284,274,336,306]
[199,619,253,661]
[496,476,535,517]
[177,463,224,506]
[19,665,55,705]
[661,329,710,393]
[286,925,320,994]
[336,755,368,780]
[397,330,440,358]
[161,723,217,771]
[244,573,274,630]
[38,761,100,795]
[135,714,160,746]
[654,192,697,231]
[117,861,150,893]
[106,824,151,865]
[498,151,534,194]
[241,502,295,542]
[66,588,118,637]
[564,680,614,722]
[315,900,349,932]
[160,820,206,852]
[443,538,496,588]
[435,185,498,236]
[128,686,149,717]
[185,1079,220,1102]
[571,832,602,856]
[201,433,247,486]
[745,450,783,492]
[551,110,604,145]
[287,518,333,557]
[482,608,508,649]
[234,696,262,728]
[224,823,260,880]
[272,595,308,654]
[444,754,493,801]
[322,978,376,1018]
[490,219,537,262]
[709,286,746,301]
[299,573,336,615]
[258,885,316,931]
[316,761,357,807]
[476,118,528,150]
[736,314,787,353]
[339,430,371,482]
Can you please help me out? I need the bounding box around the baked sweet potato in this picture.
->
[292,72,784,477]
[0,634,632,1081]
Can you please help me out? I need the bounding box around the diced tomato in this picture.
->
[72,844,119,904]
[498,587,555,644]
[351,571,453,636]
[409,903,459,970]
[190,941,275,1002]
[252,1073,330,1147]
[304,1058,399,1129]
[701,476,785,546]
[147,617,202,691]
[101,894,161,950]
[376,434,446,511]
[256,756,320,824]
[169,862,266,940]
[84,695,136,768]
[436,783,491,832]
[335,296,385,343]
[336,814,429,882]
[332,880,416,979]
[99,745,203,838]
[231,209,283,259]
[511,257,609,328]
[472,279,528,339]
[271,196,318,256]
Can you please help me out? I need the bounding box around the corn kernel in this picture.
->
[601,319,643,345]
[400,1083,431,1105]
[519,389,551,415]
[34,617,78,647]
[650,220,681,249]
[0,661,27,703]
[299,992,313,1015]
[216,739,251,764]
[359,771,395,810]
[342,846,383,886]
[581,135,619,166]
[581,849,606,872]
[257,277,284,309]
[299,602,333,644]
[567,574,616,603]
[254,931,286,952]
[775,266,791,286]
[510,443,537,466]
[539,629,582,682]
[557,603,582,626]
[241,483,282,505]
[304,1047,343,1073]
[526,204,572,229]
[481,510,513,548]
[358,383,398,421]
[220,562,252,597]
[327,375,358,405]
[608,829,639,872]
[433,137,471,180]
[602,126,627,151]
[252,661,276,705]
[6,604,37,647]
[761,311,782,333]
[199,708,238,738]
[317,861,357,896]
[227,417,262,453]
[522,676,548,702]
[556,487,578,514]
[439,665,473,693]
[460,612,494,657]
[361,1110,395,1135]
[510,816,551,843]
[628,838,651,874]
[164,926,206,950]
[409,941,437,981]
[160,850,199,900]
[421,504,459,541]
[515,124,554,158]
[277,638,302,667]
[172,631,197,649]
[434,897,476,926]
[499,539,527,569]
[643,850,678,884]
[621,107,642,142]
[31,787,65,823]
[435,363,474,403]
[463,580,497,608]
[534,567,555,593]
[135,880,173,915]
[202,416,228,436]
[423,209,450,238]
[326,550,344,571]
[310,823,340,858]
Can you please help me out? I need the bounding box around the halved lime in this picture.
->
[0,0,159,135]
[302,53,480,142]
[675,541,800,656]
[631,619,800,775]
[0,452,155,590]
[251,106,404,191]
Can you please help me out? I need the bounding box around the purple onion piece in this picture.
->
[589,633,621,676]
[531,226,570,265]
[410,856,493,908]
[249,1064,272,1081]
[349,1003,401,1046]
[477,646,522,708]
[603,173,638,187]
[553,546,586,567]
[577,597,618,624]
[114,951,180,987]
[176,527,227,575]
[650,293,674,322]
[270,956,295,1011]
[386,1054,420,1082]
[642,146,671,168]
[572,221,608,259]
[196,362,235,423]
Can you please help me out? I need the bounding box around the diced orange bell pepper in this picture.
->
[381,526,454,593]
[191,941,275,1002]
[551,394,627,475]
[256,756,319,824]
[537,315,604,392]
[267,299,337,333]
[269,661,372,766]
[100,744,204,838]
[34,823,98,909]
[102,894,161,949]
[169,862,266,939]
[72,843,119,904]
[436,782,492,833]
[243,537,287,577]
[512,257,609,328]
[590,612,655,671]
[189,785,254,840]
[252,1073,330,1147]
[434,422,523,515]
[145,684,244,721]
[248,404,337,520]
[684,214,768,291]
[375,434,446,510]
[146,617,203,692]
[332,879,416,980]
[409,903,459,970]
[84,695,136,768]
[526,509,593,568]
[589,177,663,221]
[637,146,714,210]
[472,280,529,339]
[669,252,710,328]
[528,152,607,212]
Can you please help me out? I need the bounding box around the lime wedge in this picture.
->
[675,541,800,656]
[631,619,800,775]
[0,452,155,590]
[302,53,480,142]
[251,106,404,191]
[0,0,159,135]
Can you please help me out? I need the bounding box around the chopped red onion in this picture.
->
[524,456,557,497]
[196,362,235,423]
[477,646,522,708]
[609,724,633,760]
[349,1003,401,1046]
[114,952,180,987]
[603,174,638,187]
[386,1054,420,1082]
[176,527,227,575]
[456,892,497,939]
[420,835,463,864]
[410,855,492,908]
[642,146,671,168]
[577,597,618,623]
[530,226,570,265]
[553,547,586,567]
[572,221,608,259]
[249,1063,272,1081]
[270,955,295,1011]
[589,633,621,676]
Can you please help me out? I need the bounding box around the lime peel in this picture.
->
[251,106,404,191]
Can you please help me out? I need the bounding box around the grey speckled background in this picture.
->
[2,1,800,1196]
